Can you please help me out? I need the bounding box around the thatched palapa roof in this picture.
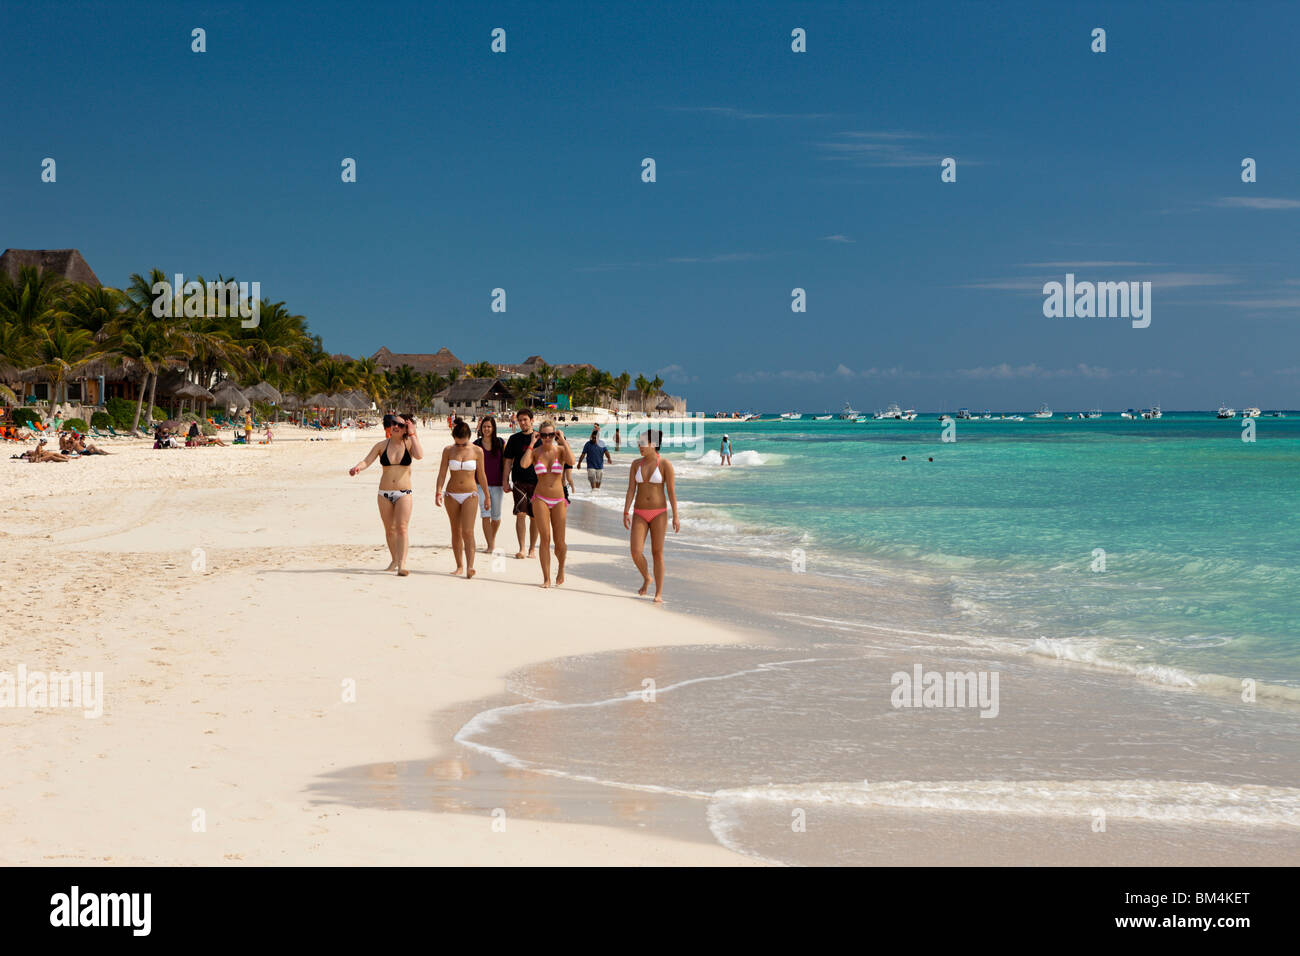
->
[0,248,102,287]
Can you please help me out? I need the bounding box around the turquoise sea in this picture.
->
[581,411,1300,692]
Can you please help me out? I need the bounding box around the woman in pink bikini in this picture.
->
[436,419,493,578]
[622,431,680,602]
[348,413,424,576]
[519,421,575,588]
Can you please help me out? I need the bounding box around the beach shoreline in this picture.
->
[3,424,1297,866]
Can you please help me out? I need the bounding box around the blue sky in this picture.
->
[3,0,1298,411]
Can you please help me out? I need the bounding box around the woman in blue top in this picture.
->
[720,434,732,466]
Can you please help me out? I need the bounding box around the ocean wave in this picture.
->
[708,778,1300,828]
[693,449,767,467]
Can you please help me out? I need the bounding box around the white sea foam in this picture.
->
[694,449,767,467]
[708,778,1300,828]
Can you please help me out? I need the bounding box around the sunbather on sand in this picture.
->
[28,440,70,462]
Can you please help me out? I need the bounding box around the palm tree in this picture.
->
[387,364,418,410]
[352,357,390,408]
[110,317,186,433]
[31,325,104,407]
[61,284,125,342]
[634,374,651,412]
[0,265,68,337]
[615,371,631,408]
[418,371,447,411]
[650,375,664,414]
[468,360,496,379]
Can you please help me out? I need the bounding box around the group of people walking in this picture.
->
[348,408,678,600]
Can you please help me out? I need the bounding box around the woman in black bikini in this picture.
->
[349,413,424,575]
[436,419,492,578]
[519,421,575,588]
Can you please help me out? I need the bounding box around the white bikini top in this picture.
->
[634,461,663,484]
[448,458,476,471]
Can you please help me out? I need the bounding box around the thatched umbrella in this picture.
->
[211,381,250,411]
[245,381,283,404]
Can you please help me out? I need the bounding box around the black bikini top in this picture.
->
[380,440,411,467]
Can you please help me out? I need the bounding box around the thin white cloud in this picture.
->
[817,131,962,168]
[668,106,830,120]
[656,363,697,383]
[666,252,765,264]
[1023,261,1155,268]
[1213,197,1300,210]
[1213,297,1300,308]
[820,234,854,243]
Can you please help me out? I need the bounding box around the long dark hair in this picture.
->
[476,415,504,453]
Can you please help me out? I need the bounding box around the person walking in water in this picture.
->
[577,427,613,490]
[349,413,424,576]
[720,434,732,466]
[623,432,679,602]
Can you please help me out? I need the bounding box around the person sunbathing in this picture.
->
[28,440,70,462]
[71,434,110,455]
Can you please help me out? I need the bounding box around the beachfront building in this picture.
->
[0,248,101,288]
[440,377,514,417]
[0,248,146,408]
[622,389,689,416]
[370,346,464,377]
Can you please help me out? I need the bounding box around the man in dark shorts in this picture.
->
[502,408,540,559]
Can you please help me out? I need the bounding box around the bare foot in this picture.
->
[384,561,398,571]
[452,566,464,576]
[653,593,664,604]
[397,568,410,577]
[540,579,551,589]
[637,576,650,596]
[555,571,565,586]
[527,549,536,558]
[467,568,476,579]
[514,551,526,559]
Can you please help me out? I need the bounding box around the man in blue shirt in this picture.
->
[577,427,613,489]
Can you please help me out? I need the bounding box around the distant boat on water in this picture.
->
[956,408,974,420]
[1032,403,1053,419]
[813,413,833,420]
[1121,409,1136,419]
[838,402,860,420]
[1242,406,1261,418]
[1142,405,1162,420]
[874,402,903,420]
[1083,408,1103,419]
[1217,404,1236,419]
[780,411,803,421]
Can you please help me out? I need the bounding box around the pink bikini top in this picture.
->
[533,459,564,474]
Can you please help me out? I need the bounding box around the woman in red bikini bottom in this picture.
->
[622,431,680,603]
[519,421,575,588]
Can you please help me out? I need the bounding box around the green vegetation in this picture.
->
[11,406,41,426]
[1,263,672,416]
[90,410,112,429]
[63,417,89,433]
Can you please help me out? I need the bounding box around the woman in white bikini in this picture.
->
[622,432,680,602]
[519,421,575,588]
[436,419,492,578]
[349,413,424,576]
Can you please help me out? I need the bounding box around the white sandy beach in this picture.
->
[0,425,762,866]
